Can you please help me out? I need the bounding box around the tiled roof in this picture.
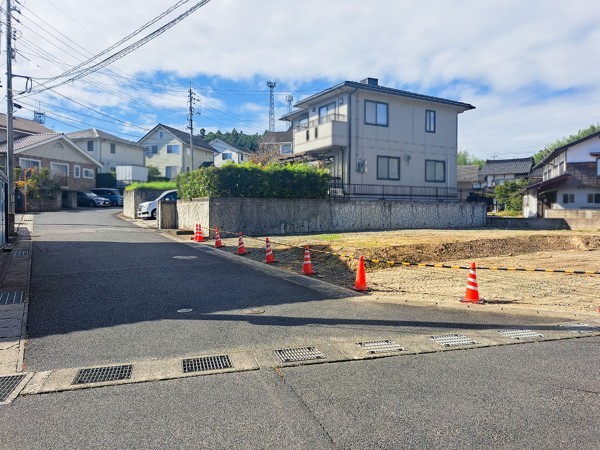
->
[536,130,600,168]
[157,124,216,152]
[457,165,480,182]
[0,133,61,153]
[262,130,292,144]
[67,128,144,148]
[0,113,54,134]
[480,157,534,176]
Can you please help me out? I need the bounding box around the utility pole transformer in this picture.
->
[267,80,276,132]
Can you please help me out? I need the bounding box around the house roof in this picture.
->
[0,113,54,135]
[480,157,534,176]
[138,124,216,153]
[67,128,144,148]
[0,133,103,168]
[208,138,251,156]
[262,130,292,144]
[457,165,480,182]
[281,79,475,121]
[536,130,600,168]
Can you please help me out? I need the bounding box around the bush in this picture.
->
[177,162,330,200]
[494,179,528,212]
[125,181,177,191]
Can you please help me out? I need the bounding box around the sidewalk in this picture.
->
[0,214,33,374]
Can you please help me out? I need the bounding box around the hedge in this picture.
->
[177,163,330,200]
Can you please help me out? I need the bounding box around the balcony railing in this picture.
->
[328,181,483,202]
[294,114,347,132]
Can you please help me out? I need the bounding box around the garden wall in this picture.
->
[123,189,168,219]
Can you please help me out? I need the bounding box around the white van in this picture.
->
[136,190,178,219]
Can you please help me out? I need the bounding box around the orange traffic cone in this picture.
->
[461,262,484,304]
[302,245,316,275]
[353,255,368,291]
[193,223,204,242]
[237,232,248,255]
[214,227,224,248]
[265,238,276,263]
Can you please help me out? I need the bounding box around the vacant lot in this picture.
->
[211,228,600,315]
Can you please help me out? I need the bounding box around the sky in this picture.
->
[3,0,599,160]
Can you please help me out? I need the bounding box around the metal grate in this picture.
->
[12,250,29,257]
[0,291,24,305]
[73,364,133,385]
[357,339,405,354]
[430,334,477,347]
[498,329,544,340]
[558,323,600,333]
[0,374,26,402]
[182,355,233,373]
[275,346,325,363]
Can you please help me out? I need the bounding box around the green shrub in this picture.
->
[125,181,177,191]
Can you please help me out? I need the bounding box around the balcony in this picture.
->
[293,114,348,154]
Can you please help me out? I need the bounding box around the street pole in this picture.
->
[5,0,15,234]
[188,83,194,171]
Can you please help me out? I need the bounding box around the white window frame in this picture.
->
[50,162,69,177]
[74,165,81,178]
[82,168,95,179]
[19,158,41,170]
[425,110,436,133]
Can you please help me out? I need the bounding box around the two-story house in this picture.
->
[209,138,252,167]
[280,78,474,197]
[262,129,293,156]
[67,128,145,173]
[479,157,534,191]
[524,131,600,217]
[138,124,216,179]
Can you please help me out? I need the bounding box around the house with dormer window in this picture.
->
[138,124,216,179]
[280,78,474,198]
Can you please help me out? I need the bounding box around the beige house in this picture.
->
[67,128,145,173]
[280,78,474,197]
[138,124,216,179]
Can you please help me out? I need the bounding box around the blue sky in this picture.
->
[5,0,600,160]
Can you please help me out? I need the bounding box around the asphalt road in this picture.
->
[1,209,597,449]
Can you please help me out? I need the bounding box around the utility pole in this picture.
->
[5,0,15,234]
[187,83,199,171]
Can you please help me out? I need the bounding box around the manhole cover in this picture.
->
[182,355,233,373]
[0,374,26,402]
[357,340,405,354]
[557,323,600,333]
[0,291,24,305]
[498,329,544,340]
[274,347,325,363]
[73,365,133,385]
[430,334,477,347]
[173,256,197,260]
[177,308,193,313]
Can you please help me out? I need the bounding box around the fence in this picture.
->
[328,182,479,202]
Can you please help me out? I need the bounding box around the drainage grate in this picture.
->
[12,250,29,257]
[498,329,544,340]
[0,374,26,402]
[182,355,233,373]
[0,291,24,305]
[72,364,133,385]
[275,346,325,363]
[430,334,477,347]
[357,339,405,354]
[558,323,600,333]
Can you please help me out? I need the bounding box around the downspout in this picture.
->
[347,88,358,186]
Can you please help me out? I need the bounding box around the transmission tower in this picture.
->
[267,80,277,132]
[285,94,294,113]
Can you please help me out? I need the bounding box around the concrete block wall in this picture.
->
[487,217,569,230]
[123,189,167,219]
[545,209,600,230]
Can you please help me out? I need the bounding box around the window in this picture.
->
[87,141,94,152]
[222,153,233,160]
[563,193,575,204]
[318,102,336,124]
[82,168,95,179]
[425,159,446,182]
[145,145,158,156]
[587,193,600,204]
[426,110,436,133]
[50,162,69,177]
[110,143,116,154]
[19,158,40,170]
[167,144,179,154]
[377,156,400,180]
[315,127,318,139]
[159,131,164,139]
[165,166,178,179]
[597,159,600,176]
[306,129,310,141]
[280,143,292,154]
[365,100,388,126]
[74,165,81,178]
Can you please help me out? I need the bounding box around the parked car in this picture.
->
[137,189,178,219]
[77,191,111,207]
[91,188,123,206]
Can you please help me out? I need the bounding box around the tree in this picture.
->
[147,165,161,177]
[494,179,528,212]
[534,123,600,164]
[457,150,485,168]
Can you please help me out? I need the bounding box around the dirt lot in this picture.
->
[208,228,600,316]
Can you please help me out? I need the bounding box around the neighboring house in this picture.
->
[524,131,600,217]
[209,138,252,167]
[0,113,54,143]
[67,128,145,173]
[457,165,480,190]
[279,77,474,195]
[262,129,293,155]
[138,124,216,179]
[479,157,534,191]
